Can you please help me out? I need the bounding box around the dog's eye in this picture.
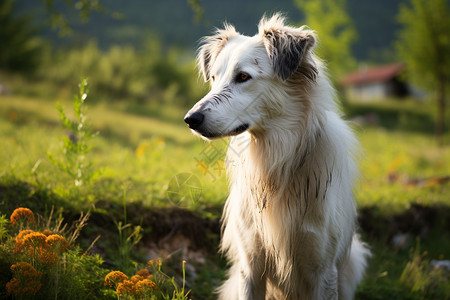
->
[235,72,251,83]
[211,75,215,82]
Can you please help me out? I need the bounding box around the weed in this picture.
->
[114,221,143,275]
[47,78,101,191]
[0,207,110,299]
[400,239,450,298]
[112,187,144,275]
[105,259,190,299]
[0,215,10,243]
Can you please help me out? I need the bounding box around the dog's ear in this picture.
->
[197,25,238,82]
[259,15,316,81]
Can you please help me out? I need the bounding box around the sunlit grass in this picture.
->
[0,95,229,216]
[1,94,449,299]
[2,95,448,215]
[355,126,450,213]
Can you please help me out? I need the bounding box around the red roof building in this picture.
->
[340,63,410,100]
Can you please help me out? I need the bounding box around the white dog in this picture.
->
[185,14,370,300]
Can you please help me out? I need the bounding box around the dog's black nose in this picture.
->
[184,112,204,129]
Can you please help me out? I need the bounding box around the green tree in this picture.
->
[42,0,114,36]
[396,0,450,145]
[0,0,42,74]
[294,0,357,80]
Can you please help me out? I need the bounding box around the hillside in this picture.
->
[16,0,404,62]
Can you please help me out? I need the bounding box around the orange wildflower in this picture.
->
[130,274,145,283]
[22,232,47,249]
[136,269,151,278]
[7,262,42,296]
[41,229,53,236]
[46,234,69,253]
[16,230,34,240]
[104,271,128,288]
[37,248,59,265]
[147,258,162,267]
[10,208,35,226]
[116,279,136,296]
[135,278,158,292]
[10,262,40,275]
[13,230,34,253]
[6,278,20,295]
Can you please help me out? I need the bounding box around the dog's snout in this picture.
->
[184,112,205,130]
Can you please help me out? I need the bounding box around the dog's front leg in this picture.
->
[219,262,266,300]
[238,265,266,300]
[321,265,338,300]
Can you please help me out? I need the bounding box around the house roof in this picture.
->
[340,63,405,86]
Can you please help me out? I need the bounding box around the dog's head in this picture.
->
[185,14,317,140]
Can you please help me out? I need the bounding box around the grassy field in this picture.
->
[1,90,449,299]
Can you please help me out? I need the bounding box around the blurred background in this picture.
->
[0,0,449,299]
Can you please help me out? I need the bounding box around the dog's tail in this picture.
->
[339,234,371,300]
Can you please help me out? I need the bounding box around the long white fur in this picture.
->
[186,14,370,299]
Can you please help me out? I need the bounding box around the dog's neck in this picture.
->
[244,108,324,209]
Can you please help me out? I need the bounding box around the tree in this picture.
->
[42,0,111,36]
[0,0,42,74]
[396,0,450,145]
[294,0,357,80]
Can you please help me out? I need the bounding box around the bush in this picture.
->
[0,0,43,74]
[399,240,450,299]
[41,38,206,106]
[0,207,110,299]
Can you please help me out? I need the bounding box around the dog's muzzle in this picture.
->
[184,111,249,138]
[184,112,204,130]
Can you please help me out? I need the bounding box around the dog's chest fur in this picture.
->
[222,116,356,296]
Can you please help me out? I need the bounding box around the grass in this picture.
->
[0,94,229,214]
[356,127,450,212]
[0,90,449,299]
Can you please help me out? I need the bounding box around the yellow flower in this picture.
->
[136,141,151,158]
[16,230,34,240]
[147,259,162,267]
[14,231,47,254]
[14,230,34,253]
[10,207,35,226]
[22,232,47,249]
[46,234,69,253]
[6,278,20,295]
[41,229,53,236]
[135,269,151,278]
[37,249,59,265]
[11,262,35,274]
[105,271,128,288]
[116,279,136,296]
[7,262,42,296]
[131,274,145,283]
[135,278,158,292]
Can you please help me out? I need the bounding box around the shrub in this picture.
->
[104,259,190,300]
[0,207,110,299]
[41,38,206,105]
[400,239,450,299]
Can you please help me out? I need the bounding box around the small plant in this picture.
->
[48,78,100,189]
[113,187,144,275]
[114,220,143,275]
[400,239,449,298]
[104,259,190,300]
[1,207,109,299]
[6,261,43,297]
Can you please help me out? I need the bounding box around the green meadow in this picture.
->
[2,0,449,297]
[1,83,449,298]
